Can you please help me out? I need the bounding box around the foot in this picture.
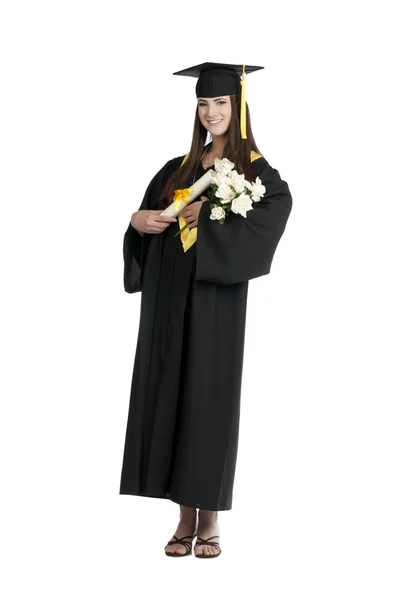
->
[194,509,220,557]
[164,505,198,556]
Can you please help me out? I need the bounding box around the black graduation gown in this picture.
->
[119,153,292,510]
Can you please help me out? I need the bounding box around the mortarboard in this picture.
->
[173,62,264,139]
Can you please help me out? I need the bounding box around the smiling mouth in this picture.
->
[208,120,222,125]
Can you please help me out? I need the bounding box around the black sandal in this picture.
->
[164,534,195,557]
[194,535,221,558]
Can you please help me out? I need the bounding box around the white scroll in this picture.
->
[160,169,216,217]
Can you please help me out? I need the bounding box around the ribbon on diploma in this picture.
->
[173,187,193,211]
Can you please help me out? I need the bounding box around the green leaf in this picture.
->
[174,222,189,237]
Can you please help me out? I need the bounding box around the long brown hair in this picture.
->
[156,94,263,209]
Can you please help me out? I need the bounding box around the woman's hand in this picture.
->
[180,195,208,229]
[131,210,177,235]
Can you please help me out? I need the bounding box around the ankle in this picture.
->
[179,505,197,522]
[198,509,218,524]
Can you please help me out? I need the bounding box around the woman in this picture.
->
[119,62,293,558]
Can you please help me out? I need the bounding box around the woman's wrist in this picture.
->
[131,212,144,236]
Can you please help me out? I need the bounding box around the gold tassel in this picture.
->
[240,64,247,139]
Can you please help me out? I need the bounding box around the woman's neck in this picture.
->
[208,135,226,159]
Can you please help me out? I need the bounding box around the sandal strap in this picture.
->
[172,535,195,541]
[195,542,221,549]
[195,535,221,550]
[165,534,194,552]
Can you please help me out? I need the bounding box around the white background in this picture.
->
[1,0,399,598]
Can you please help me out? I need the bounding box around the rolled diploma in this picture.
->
[160,169,216,217]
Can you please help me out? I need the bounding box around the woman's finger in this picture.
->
[155,215,177,223]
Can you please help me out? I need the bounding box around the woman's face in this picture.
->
[197,96,232,136]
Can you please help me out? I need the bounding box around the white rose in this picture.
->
[231,192,254,218]
[250,177,266,202]
[215,183,236,204]
[210,206,226,220]
[214,157,235,175]
[227,170,246,194]
[211,172,229,187]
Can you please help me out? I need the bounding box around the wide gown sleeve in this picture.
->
[123,160,173,293]
[195,157,293,284]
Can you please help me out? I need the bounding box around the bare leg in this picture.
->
[194,509,220,557]
[164,505,198,555]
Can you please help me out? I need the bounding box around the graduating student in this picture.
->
[119,62,293,558]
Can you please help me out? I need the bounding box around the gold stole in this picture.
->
[178,150,263,252]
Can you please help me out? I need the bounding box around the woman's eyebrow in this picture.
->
[197,98,226,102]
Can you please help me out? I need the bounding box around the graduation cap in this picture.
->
[173,62,264,140]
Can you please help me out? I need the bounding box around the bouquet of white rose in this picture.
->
[205,157,266,224]
[171,157,267,238]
